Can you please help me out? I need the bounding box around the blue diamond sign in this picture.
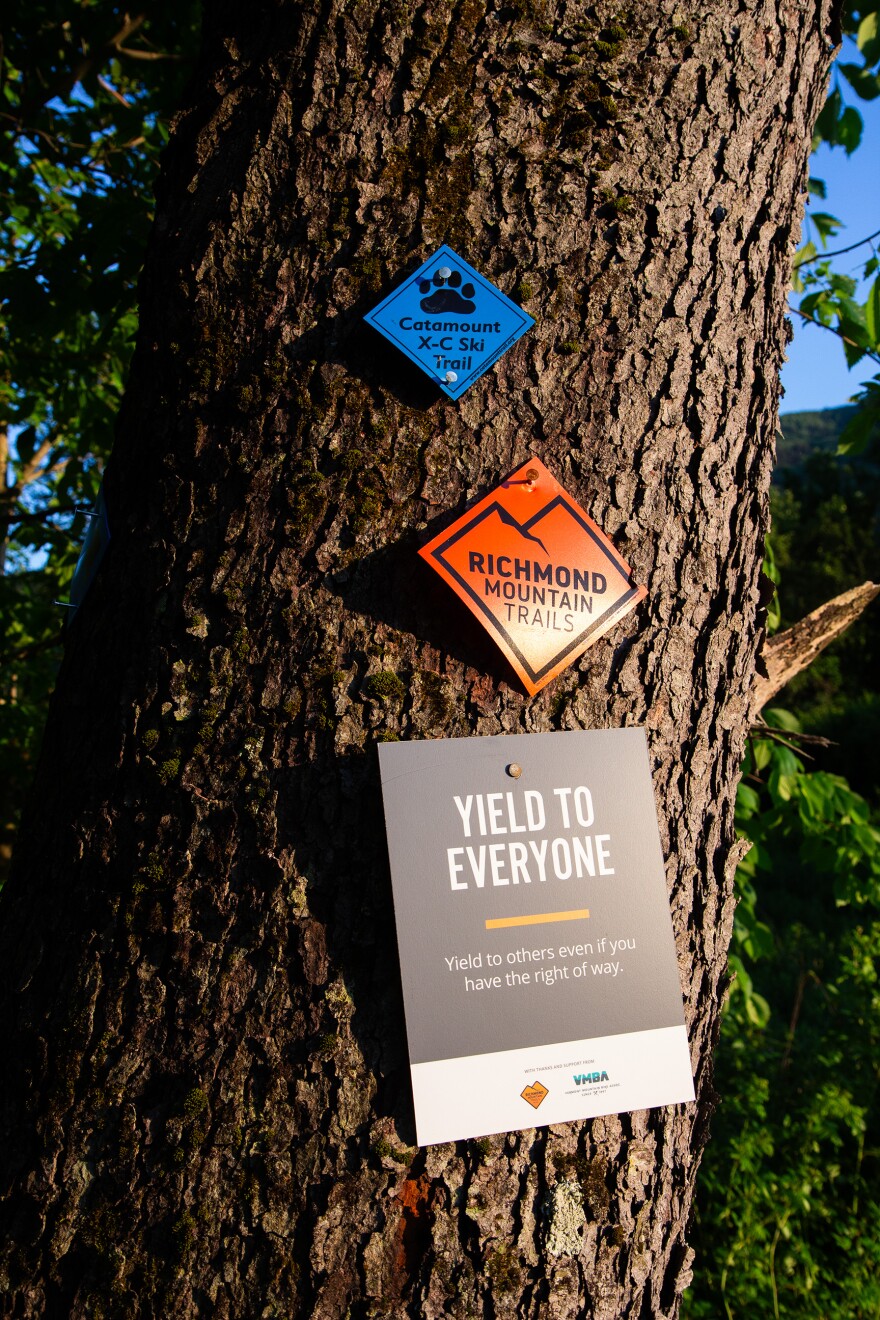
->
[364,245,535,400]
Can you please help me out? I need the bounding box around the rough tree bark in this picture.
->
[0,1,837,1316]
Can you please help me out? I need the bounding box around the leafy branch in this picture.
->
[792,225,880,267]
[787,6,880,455]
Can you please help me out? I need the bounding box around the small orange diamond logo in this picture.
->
[419,458,645,695]
[521,1080,549,1110]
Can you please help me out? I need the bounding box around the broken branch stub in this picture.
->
[753,581,879,713]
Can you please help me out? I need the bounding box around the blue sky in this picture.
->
[779,84,880,416]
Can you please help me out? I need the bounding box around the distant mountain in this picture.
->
[776,405,857,472]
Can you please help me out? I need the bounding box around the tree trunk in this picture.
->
[0,2,836,1316]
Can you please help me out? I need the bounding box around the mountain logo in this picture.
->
[419,458,646,695]
[521,1080,549,1109]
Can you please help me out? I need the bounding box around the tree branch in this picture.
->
[793,227,880,266]
[13,14,147,122]
[0,635,62,666]
[18,435,56,489]
[789,307,880,366]
[7,504,81,525]
[1,433,63,507]
[747,725,836,759]
[753,581,880,712]
[96,75,132,108]
[114,46,183,63]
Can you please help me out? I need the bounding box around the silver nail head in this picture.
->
[445,371,458,383]
[438,265,452,279]
[507,763,523,779]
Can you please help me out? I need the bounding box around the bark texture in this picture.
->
[0,1,836,1316]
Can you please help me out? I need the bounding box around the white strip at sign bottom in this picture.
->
[410,1025,695,1147]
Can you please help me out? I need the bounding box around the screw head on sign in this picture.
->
[445,371,458,383]
[507,763,523,779]
[437,265,452,279]
[525,467,539,487]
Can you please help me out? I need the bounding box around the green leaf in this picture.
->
[857,10,880,63]
[807,176,827,199]
[744,990,771,1027]
[840,63,880,101]
[829,271,858,298]
[800,290,831,322]
[814,88,842,145]
[865,274,880,345]
[837,399,879,454]
[762,536,780,584]
[765,707,802,734]
[743,922,774,962]
[811,212,844,245]
[774,772,798,802]
[737,783,761,818]
[838,105,864,153]
[838,301,869,336]
[841,333,868,368]
[791,240,819,292]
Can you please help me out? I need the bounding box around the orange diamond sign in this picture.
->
[419,458,646,696]
[521,1080,549,1109]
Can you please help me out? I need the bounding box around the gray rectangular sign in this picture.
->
[378,729,695,1145]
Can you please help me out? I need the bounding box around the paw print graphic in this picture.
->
[418,265,476,314]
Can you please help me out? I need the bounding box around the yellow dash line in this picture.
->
[485,909,590,930]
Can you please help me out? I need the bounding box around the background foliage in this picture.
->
[686,715,880,1318]
[0,1,200,874]
[773,416,880,801]
[1,3,879,1315]
[683,428,880,1317]
[792,1,880,453]
[683,8,880,1309]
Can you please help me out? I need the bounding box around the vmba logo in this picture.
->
[573,1071,609,1085]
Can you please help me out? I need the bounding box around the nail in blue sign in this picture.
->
[364,245,535,400]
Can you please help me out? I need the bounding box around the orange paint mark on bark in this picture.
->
[395,1173,432,1282]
